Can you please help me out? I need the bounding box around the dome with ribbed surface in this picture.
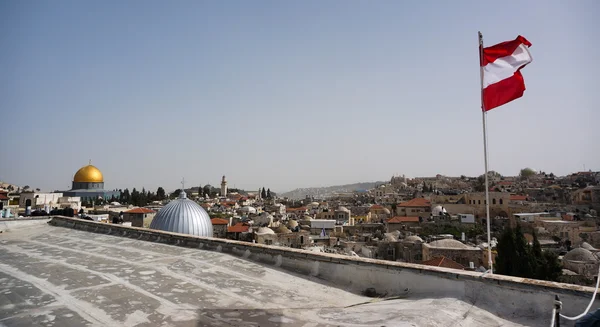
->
[150,190,213,237]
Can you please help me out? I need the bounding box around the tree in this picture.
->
[120,188,130,203]
[519,168,536,180]
[156,187,166,200]
[267,188,271,199]
[495,225,561,281]
[171,189,182,199]
[203,185,211,197]
[261,187,267,199]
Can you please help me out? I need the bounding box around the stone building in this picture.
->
[422,239,483,268]
[396,198,431,217]
[123,207,156,228]
[211,218,229,238]
[562,248,600,278]
[397,235,424,263]
[386,216,420,232]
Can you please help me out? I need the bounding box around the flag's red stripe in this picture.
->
[483,72,526,111]
[480,35,532,66]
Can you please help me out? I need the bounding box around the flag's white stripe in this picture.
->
[483,44,532,88]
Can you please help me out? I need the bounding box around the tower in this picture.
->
[220,175,227,197]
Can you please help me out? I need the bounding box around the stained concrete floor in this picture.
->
[0,224,536,327]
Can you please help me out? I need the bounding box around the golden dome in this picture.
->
[73,165,104,183]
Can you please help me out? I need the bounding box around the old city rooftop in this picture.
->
[1,217,598,327]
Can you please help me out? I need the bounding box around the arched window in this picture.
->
[493,198,497,205]
[499,199,503,205]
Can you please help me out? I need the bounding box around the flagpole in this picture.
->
[479,31,493,274]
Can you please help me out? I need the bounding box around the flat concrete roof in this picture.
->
[0,223,531,326]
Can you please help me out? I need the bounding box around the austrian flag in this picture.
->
[480,35,532,111]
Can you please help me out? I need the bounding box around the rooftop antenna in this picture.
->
[89,159,92,165]
[181,177,185,190]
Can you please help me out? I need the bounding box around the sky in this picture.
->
[1,0,599,193]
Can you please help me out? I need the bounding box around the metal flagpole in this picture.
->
[479,31,493,274]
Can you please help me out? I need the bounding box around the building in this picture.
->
[210,218,229,238]
[562,248,600,279]
[334,206,352,225]
[421,256,466,270]
[220,175,228,197]
[62,163,120,202]
[422,239,484,268]
[149,189,213,237]
[386,216,420,232]
[396,198,431,217]
[123,207,156,228]
[368,204,391,222]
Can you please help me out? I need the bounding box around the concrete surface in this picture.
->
[0,223,534,327]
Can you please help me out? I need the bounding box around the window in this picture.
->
[478,200,481,205]
[499,199,503,205]
[493,199,496,205]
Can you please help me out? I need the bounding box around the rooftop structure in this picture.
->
[62,162,120,201]
[1,217,598,326]
[149,190,213,237]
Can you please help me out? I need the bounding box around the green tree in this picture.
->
[519,168,536,180]
[171,189,182,199]
[202,185,211,197]
[267,188,271,199]
[261,187,267,199]
[156,187,165,200]
[495,225,561,281]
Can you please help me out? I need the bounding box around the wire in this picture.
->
[559,264,600,321]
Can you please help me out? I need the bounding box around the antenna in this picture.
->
[181,177,185,190]
[89,159,92,165]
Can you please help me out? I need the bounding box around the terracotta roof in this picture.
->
[228,223,249,233]
[398,198,431,207]
[124,208,155,214]
[370,204,384,210]
[497,181,513,186]
[387,216,420,223]
[421,256,465,270]
[0,194,9,200]
[510,195,528,201]
[211,218,229,225]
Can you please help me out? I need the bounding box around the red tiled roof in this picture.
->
[398,198,431,207]
[211,218,229,225]
[421,256,465,270]
[124,208,155,214]
[387,216,420,223]
[497,181,513,186]
[0,194,9,200]
[510,195,528,201]
[370,204,384,210]
[200,203,212,208]
[228,223,249,233]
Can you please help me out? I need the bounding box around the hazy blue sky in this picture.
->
[1,0,598,193]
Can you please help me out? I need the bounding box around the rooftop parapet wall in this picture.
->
[48,216,597,323]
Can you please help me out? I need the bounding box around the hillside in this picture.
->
[280,181,384,200]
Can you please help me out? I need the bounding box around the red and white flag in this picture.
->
[480,35,532,111]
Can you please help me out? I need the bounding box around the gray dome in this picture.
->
[564,248,598,262]
[429,239,469,249]
[403,235,424,243]
[150,190,213,237]
[336,206,350,213]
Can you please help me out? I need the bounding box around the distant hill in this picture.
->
[280,181,385,200]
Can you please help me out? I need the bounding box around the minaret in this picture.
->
[220,175,228,197]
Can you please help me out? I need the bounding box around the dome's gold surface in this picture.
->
[73,165,104,183]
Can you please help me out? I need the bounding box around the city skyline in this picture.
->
[2,1,598,193]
